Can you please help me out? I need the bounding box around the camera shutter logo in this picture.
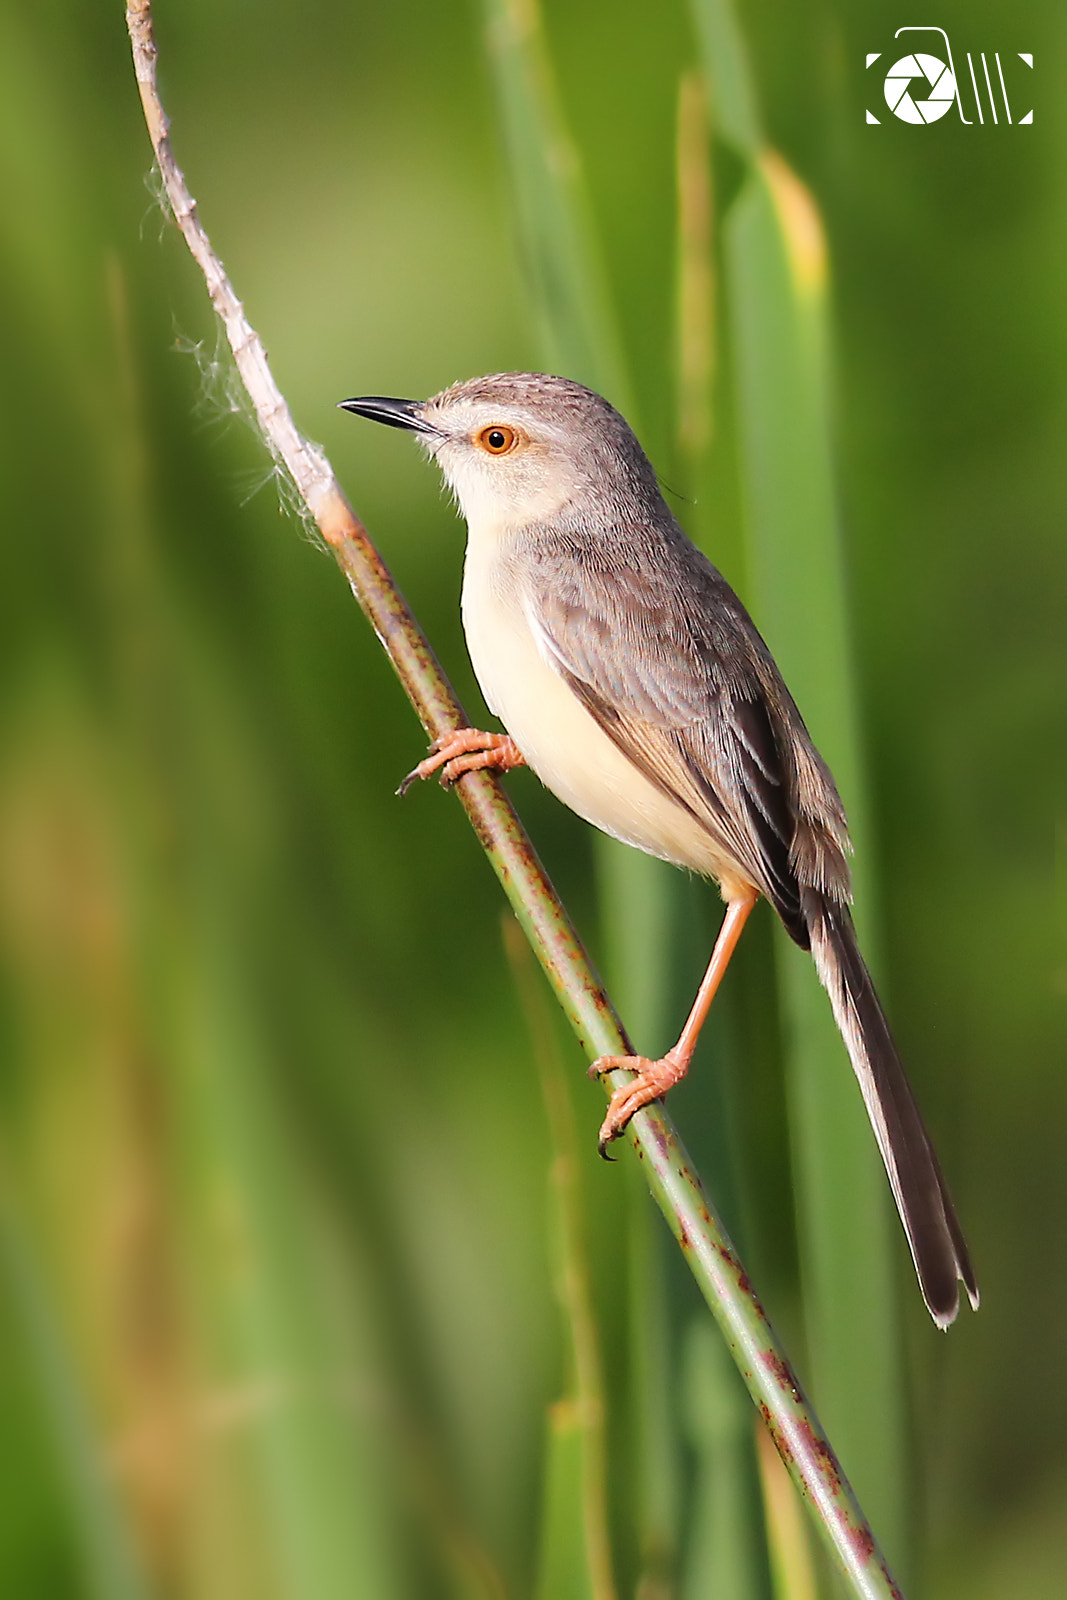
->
[884,53,955,123]
[866,27,1033,125]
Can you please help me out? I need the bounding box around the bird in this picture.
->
[340,371,978,1328]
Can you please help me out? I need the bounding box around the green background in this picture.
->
[0,1,1062,1596]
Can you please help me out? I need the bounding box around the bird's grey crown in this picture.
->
[432,370,623,423]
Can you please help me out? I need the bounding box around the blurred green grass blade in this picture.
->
[681,1317,772,1600]
[675,70,716,472]
[606,869,679,1583]
[505,919,616,1600]
[178,929,402,1600]
[536,1401,597,1600]
[0,8,101,388]
[687,0,762,155]
[480,5,684,1592]
[624,1166,679,1594]
[0,1194,149,1600]
[720,145,907,1560]
[481,0,630,408]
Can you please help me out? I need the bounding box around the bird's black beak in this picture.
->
[338,395,437,434]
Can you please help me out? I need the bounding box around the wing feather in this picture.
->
[519,525,850,938]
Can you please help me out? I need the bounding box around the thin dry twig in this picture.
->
[123,6,904,1595]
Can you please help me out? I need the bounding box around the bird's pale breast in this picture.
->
[461,536,738,883]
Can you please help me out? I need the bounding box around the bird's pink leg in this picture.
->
[398,728,525,794]
[593,887,758,1153]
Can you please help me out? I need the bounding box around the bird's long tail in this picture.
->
[802,889,979,1327]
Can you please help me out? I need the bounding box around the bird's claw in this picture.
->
[591,1051,688,1154]
[396,737,449,795]
[396,729,525,795]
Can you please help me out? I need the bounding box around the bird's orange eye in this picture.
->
[475,424,519,455]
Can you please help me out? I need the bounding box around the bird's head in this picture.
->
[340,372,660,535]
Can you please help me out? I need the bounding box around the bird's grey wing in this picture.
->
[520,533,838,935]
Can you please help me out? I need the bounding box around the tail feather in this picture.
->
[802,889,978,1327]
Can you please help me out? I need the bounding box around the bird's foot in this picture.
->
[398,727,525,794]
[591,1050,689,1154]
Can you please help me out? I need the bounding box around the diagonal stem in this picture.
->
[123,5,904,1594]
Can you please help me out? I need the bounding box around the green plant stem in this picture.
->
[505,918,616,1600]
[124,4,906,1593]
